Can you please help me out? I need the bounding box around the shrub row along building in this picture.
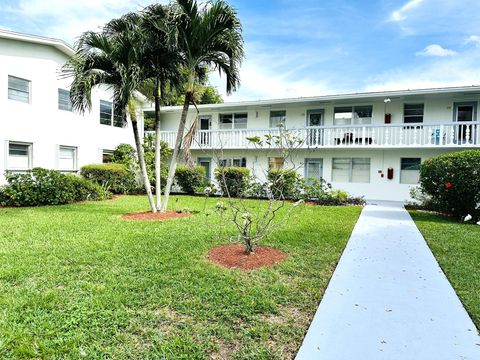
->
[2,29,479,201]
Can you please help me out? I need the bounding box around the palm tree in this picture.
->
[141,4,182,211]
[64,14,157,212]
[161,0,244,211]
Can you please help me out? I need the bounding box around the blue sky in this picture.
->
[2,0,480,102]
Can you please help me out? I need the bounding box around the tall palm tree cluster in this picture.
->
[63,0,244,213]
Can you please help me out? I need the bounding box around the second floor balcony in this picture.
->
[151,122,480,150]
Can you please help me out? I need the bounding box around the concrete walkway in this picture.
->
[296,202,480,360]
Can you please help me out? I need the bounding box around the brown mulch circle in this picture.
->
[208,244,287,271]
[121,211,191,221]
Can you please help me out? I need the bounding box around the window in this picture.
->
[58,89,72,111]
[332,158,370,183]
[100,100,113,125]
[219,113,248,129]
[269,157,285,170]
[7,142,32,169]
[100,100,126,127]
[102,149,114,163]
[270,110,286,128]
[400,158,421,184]
[58,146,77,171]
[8,75,30,103]
[219,157,247,167]
[334,106,372,125]
[404,103,424,124]
[305,159,323,184]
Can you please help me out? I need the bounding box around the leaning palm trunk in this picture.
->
[154,78,162,210]
[161,91,192,211]
[130,102,157,213]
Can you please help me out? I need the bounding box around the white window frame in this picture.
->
[334,105,372,125]
[102,149,114,163]
[400,157,421,184]
[57,145,78,172]
[8,75,31,104]
[99,101,126,128]
[58,89,73,112]
[219,113,248,129]
[332,157,371,183]
[270,110,286,128]
[6,141,33,170]
[403,103,424,124]
[218,157,247,167]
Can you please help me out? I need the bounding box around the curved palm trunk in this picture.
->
[154,78,162,211]
[131,113,157,213]
[161,91,192,212]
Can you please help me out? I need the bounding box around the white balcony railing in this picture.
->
[148,122,480,150]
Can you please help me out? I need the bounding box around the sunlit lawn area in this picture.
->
[0,195,361,359]
[411,211,480,330]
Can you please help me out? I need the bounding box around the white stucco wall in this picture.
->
[0,37,138,184]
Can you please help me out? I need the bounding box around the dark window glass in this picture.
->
[113,106,126,127]
[401,158,421,171]
[100,100,112,125]
[9,143,29,156]
[58,89,72,111]
[404,103,424,123]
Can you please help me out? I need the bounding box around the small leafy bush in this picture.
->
[419,150,480,218]
[66,175,110,201]
[175,166,206,194]
[267,169,301,199]
[215,167,251,197]
[0,168,109,206]
[80,163,137,194]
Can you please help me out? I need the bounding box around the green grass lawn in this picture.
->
[411,211,480,330]
[0,195,361,359]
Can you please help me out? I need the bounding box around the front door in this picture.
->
[199,116,211,146]
[198,157,212,181]
[454,103,476,143]
[305,158,323,185]
[307,110,324,146]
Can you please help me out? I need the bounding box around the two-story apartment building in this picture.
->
[150,87,480,201]
[0,29,136,184]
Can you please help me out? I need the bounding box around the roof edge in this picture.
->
[0,28,75,56]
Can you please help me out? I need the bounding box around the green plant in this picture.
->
[267,169,301,199]
[143,134,172,191]
[66,175,111,201]
[175,165,206,194]
[214,167,251,197]
[0,168,109,207]
[80,163,138,194]
[112,143,137,165]
[419,150,480,219]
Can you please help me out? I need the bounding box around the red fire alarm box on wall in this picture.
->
[385,113,392,124]
[387,167,394,180]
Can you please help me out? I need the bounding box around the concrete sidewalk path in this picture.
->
[296,202,480,360]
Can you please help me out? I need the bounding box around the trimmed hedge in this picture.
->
[267,169,301,199]
[80,163,138,194]
[419,150,480,218]
[0,168,109,207]
[175,166,206,194]
[215,167,250,197]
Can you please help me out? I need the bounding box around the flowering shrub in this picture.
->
[419,150,480,218]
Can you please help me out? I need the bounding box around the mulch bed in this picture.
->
[121,211,191,221]
[208,244,287,270]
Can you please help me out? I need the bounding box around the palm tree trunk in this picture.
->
[154,77,162,211]
[161,91,192,211]
[132,114,157,213]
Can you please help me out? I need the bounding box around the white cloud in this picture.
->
[5,0,159,44]
[390,0,424,22]
[416,44,457,57]
[364,52,480,93]
[466,35,480,47]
